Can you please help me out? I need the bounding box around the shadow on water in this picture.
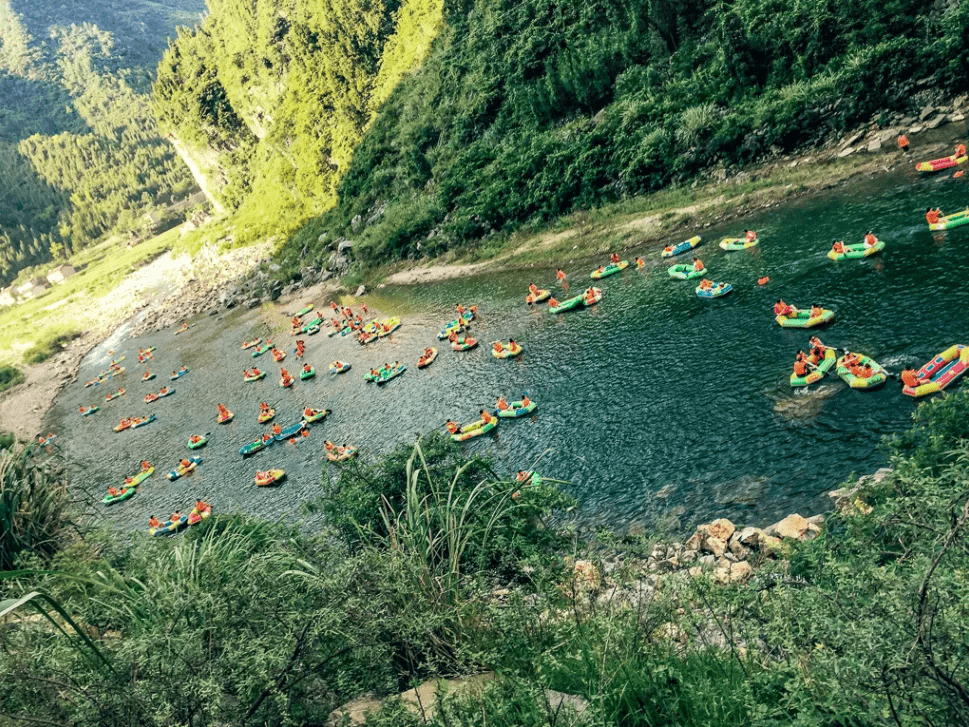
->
[48,168,969,533]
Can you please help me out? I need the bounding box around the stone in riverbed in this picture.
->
[708,518,735,541]
[737,526,766,547]
[768,513,810,540]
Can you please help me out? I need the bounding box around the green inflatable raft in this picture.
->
[668,264,706,280]
[790,347,837,387]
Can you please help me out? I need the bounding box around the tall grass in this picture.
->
[0,445,69,571]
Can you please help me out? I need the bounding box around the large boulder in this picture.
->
[768,513,810,540]
[714,560,753,584]
[708,518,735,541]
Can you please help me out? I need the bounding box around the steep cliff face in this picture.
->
[152,0,445,243]
[168,136,226,216]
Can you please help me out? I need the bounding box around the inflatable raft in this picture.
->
[590,260,628,279]
[243,370,267,382]
[451,417,498,442]
[451,337,478,351]
[329,362,350,374]
[255,469,285,487]
[302,408,328,423]
[376,364,406,384]
[167,456,201,481]
[275,421,306,441]
[299,366,316,380]
[916,154,968,173]
[668,264,706,280]
[661,235,701,258]
[719,237,758,251]
[417,349,438,368]
[436,311,475,339]
[928,209,969,231]
[326,445,358,462]
[149,514,188,536]
[790,347,837,387]
[827,240,885,260]
[492,342,524,359]
[836,353,888,389]
[240,437,272,456]
[527,289,551,303]
[496,400,537,418]
[903,344,969,397]
[548,294,585,314]
[187,435,207,450]
[695,282,733,298]
[186,505,212,526]
[775,308,835,328]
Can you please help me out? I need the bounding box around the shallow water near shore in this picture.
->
[49,167,969,533]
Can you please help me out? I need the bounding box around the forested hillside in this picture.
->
[153,0,446,241]
[0,0,203,287]
[279,0,969,270]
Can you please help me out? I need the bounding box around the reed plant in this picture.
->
[0,445,69,571]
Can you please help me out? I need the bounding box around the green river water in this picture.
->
[48,165,969,533]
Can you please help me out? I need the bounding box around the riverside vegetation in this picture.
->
[3,391,969,725]
[150,0,969,280]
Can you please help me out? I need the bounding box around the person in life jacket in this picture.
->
[926,207,942,225]
[584,288,598,304]
[548,296,560,308]
[744,229,757,242]
[810,304,824,318]
[610,252,620,264]
[863,231,877,247]
[956,142,966,158]
[272,423,282,436]
[793,357,811,377]
[479,410,495,425]
[635,257,645,268]
[493,341,504,354]
[699,279,713,290]
[445,419,459,434]
[774,300,794,316]
[496,396,509,411]
[832,240,846,254]
[148,515,161,528]
[897,134,909,152]
[692,257,704,272]
[900,365,929,388]
[556,269,567,282]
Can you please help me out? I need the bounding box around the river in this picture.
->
[47,166,969,533]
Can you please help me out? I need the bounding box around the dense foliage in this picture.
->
[269,0,969,273]
[0,0,202,287]
[152,0,446,243]
[5,396,969,725]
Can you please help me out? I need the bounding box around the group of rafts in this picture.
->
[82,145,969,529]
[780,145,969,396]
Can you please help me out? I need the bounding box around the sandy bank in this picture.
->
[0,241,274,441]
